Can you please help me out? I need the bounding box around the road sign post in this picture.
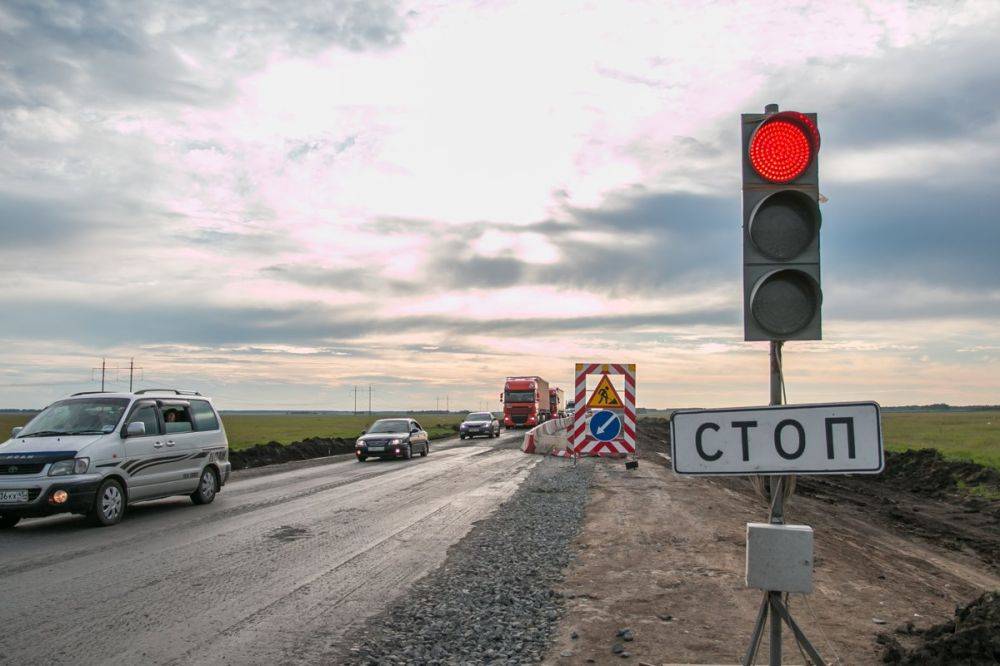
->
[671,401,884,665]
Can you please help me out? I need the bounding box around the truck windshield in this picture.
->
[19,398,130,437]
[505,391,535,403]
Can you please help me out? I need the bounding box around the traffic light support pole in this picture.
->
[741,341,826,666]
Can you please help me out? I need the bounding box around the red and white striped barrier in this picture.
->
[569,363,637,457]
[522,417,574,456]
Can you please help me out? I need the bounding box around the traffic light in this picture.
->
[742,104,822,341]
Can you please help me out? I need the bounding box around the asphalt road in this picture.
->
[0,432,536,665]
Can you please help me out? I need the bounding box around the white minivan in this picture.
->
[0,389,231,528]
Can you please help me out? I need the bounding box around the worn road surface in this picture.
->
[0,433,536,665]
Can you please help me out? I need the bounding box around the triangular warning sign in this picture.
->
[586,375,624,409]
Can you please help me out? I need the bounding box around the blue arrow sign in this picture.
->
[589,409,622,442]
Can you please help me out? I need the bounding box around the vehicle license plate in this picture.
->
[367,445,384,452]
[0,490,29,503]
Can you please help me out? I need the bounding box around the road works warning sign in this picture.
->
[670,401,883,476]
[586,375,624,409]
[570,363,636,456]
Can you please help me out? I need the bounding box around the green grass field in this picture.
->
[882,410,1000,470]
[4,410,997,467]
[219,413,466,450]
[0,412,466,451]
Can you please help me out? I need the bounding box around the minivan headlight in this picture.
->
[49,457,90,476]
[389,438,405,445]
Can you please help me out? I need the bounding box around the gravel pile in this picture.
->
[343,458,594,665]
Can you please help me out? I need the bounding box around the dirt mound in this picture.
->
[636,418,670,455]
[879,590,1000,664]
[229,437,356,470]
[880,448,1000,497]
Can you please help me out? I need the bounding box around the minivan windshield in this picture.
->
[466,413,493,421]
[367,419,410,434]
[18,398,130,437]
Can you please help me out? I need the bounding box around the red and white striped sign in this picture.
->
[570,363,637,456]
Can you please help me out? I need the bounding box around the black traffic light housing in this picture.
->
[742,107,822,341]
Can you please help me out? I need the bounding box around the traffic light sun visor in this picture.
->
[748,112,820,183]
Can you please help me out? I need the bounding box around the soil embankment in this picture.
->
[878,590,1000,664]
[229,436,356,470]
[639,417,1000,571]
[229,426,464,470]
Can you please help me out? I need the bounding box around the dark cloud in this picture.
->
[767,23,1000,151]
[0,0,408,111]
[0,194,94,247]
[0,297,734,349]
[263,264,422,295]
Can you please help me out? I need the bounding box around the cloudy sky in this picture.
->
[1,0,998,411]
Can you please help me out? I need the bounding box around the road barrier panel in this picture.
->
[569,363,636,457]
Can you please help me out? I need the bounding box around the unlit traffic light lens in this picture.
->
[750,270,821,336]
[749,115,817,183]
[749,191,821,261]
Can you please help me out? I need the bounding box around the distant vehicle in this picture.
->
[549,387,565,419]
[459,412,500,440]
[0,389,231,529]
[502,376,549,429]
[566,400,576,415]
[355,418,429,462]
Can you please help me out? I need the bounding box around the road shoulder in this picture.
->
[547,456,1000,664]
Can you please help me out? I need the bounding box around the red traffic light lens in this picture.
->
[749,112,819,183]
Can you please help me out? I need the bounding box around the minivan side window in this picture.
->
[127,403,160,436]
[412,421,422,432]
[190,400,220,431]
[162,404,195,434]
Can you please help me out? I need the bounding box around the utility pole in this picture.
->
[368,384,372,414]
[349,386,360,414]
[446,394,449,413]
[91,358,109,391]
[127,358,144,392]
[436,396,440,411]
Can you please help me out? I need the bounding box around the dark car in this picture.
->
[355,418,430,462]
[459,412,500,440]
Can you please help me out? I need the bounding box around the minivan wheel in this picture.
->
[0,514,21,529]
[88,478,125,527]
[405,444,413,460]
[191,468,218,505]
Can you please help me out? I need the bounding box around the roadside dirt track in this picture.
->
[548,423,1000,664]
[0,433,533,665]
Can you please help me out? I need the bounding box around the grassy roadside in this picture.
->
[3,410,996,469]
[220,413,466,450]
[882,410,1000,470]
[0,412,467,451]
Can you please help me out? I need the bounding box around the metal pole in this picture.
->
[129,358,134,392]
[768,340,784,665]
[368,385,372,414]
[101,358,106,391]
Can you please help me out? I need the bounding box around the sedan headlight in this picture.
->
[460,423,469,429]
[49,457,90,476]
[389,438,405,445]
[356,439,364,447]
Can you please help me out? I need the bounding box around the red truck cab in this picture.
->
[549,387,565,419]
[502,376,549,428]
